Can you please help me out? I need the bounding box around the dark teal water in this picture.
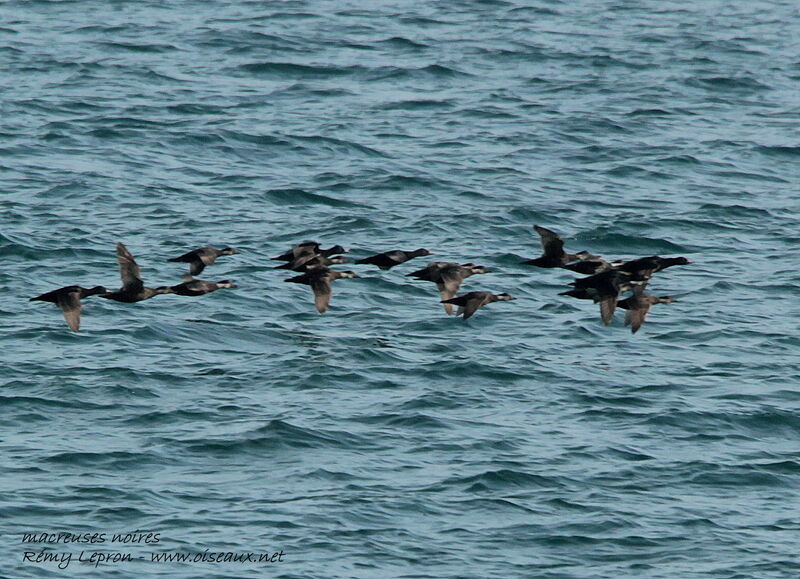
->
[2,0,799,577]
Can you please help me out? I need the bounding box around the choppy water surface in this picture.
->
[2,0,799,576]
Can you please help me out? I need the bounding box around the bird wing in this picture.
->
[56,291,82,332]
[273,242,319,261]
[438,266,465,296]
[188,259,205,275]
[437,268,465,315]
[461,295,488,320]
[310,277,332,313]
[598,296,617,325]
[625,305,650,333]
[116,243,143,288]
[534,225,565,258]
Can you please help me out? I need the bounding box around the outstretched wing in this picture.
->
[189,259,206,276]
[407,262,442,280]
[625,305,650,333]
[438,266,465,296]
[116,243,143,289]
[461,295,488,320]
[310,278,332,314]
[598,296,617,325]
[56,291,82,332]
[534,225,565,258]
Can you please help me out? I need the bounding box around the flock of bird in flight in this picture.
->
[30,225,691,334]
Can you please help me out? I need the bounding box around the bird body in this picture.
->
[275,254,348,272]
[562,258,623,275]
[30,285,107,331]
[441,291,515,320]
[272,241,320,262]
[170,278,237,297]
[616,255,691,277]
[357,248,432,270]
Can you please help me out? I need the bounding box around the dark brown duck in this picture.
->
[168,246,238,276]
[356,248,432,270]
[441,291,515,320]
[285,267,359,314]
[30,285,107,332]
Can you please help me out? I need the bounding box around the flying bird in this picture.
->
[441,291,515,320]
[168,246,238,276]
[356,248,433,270]
[30,285,107,332]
